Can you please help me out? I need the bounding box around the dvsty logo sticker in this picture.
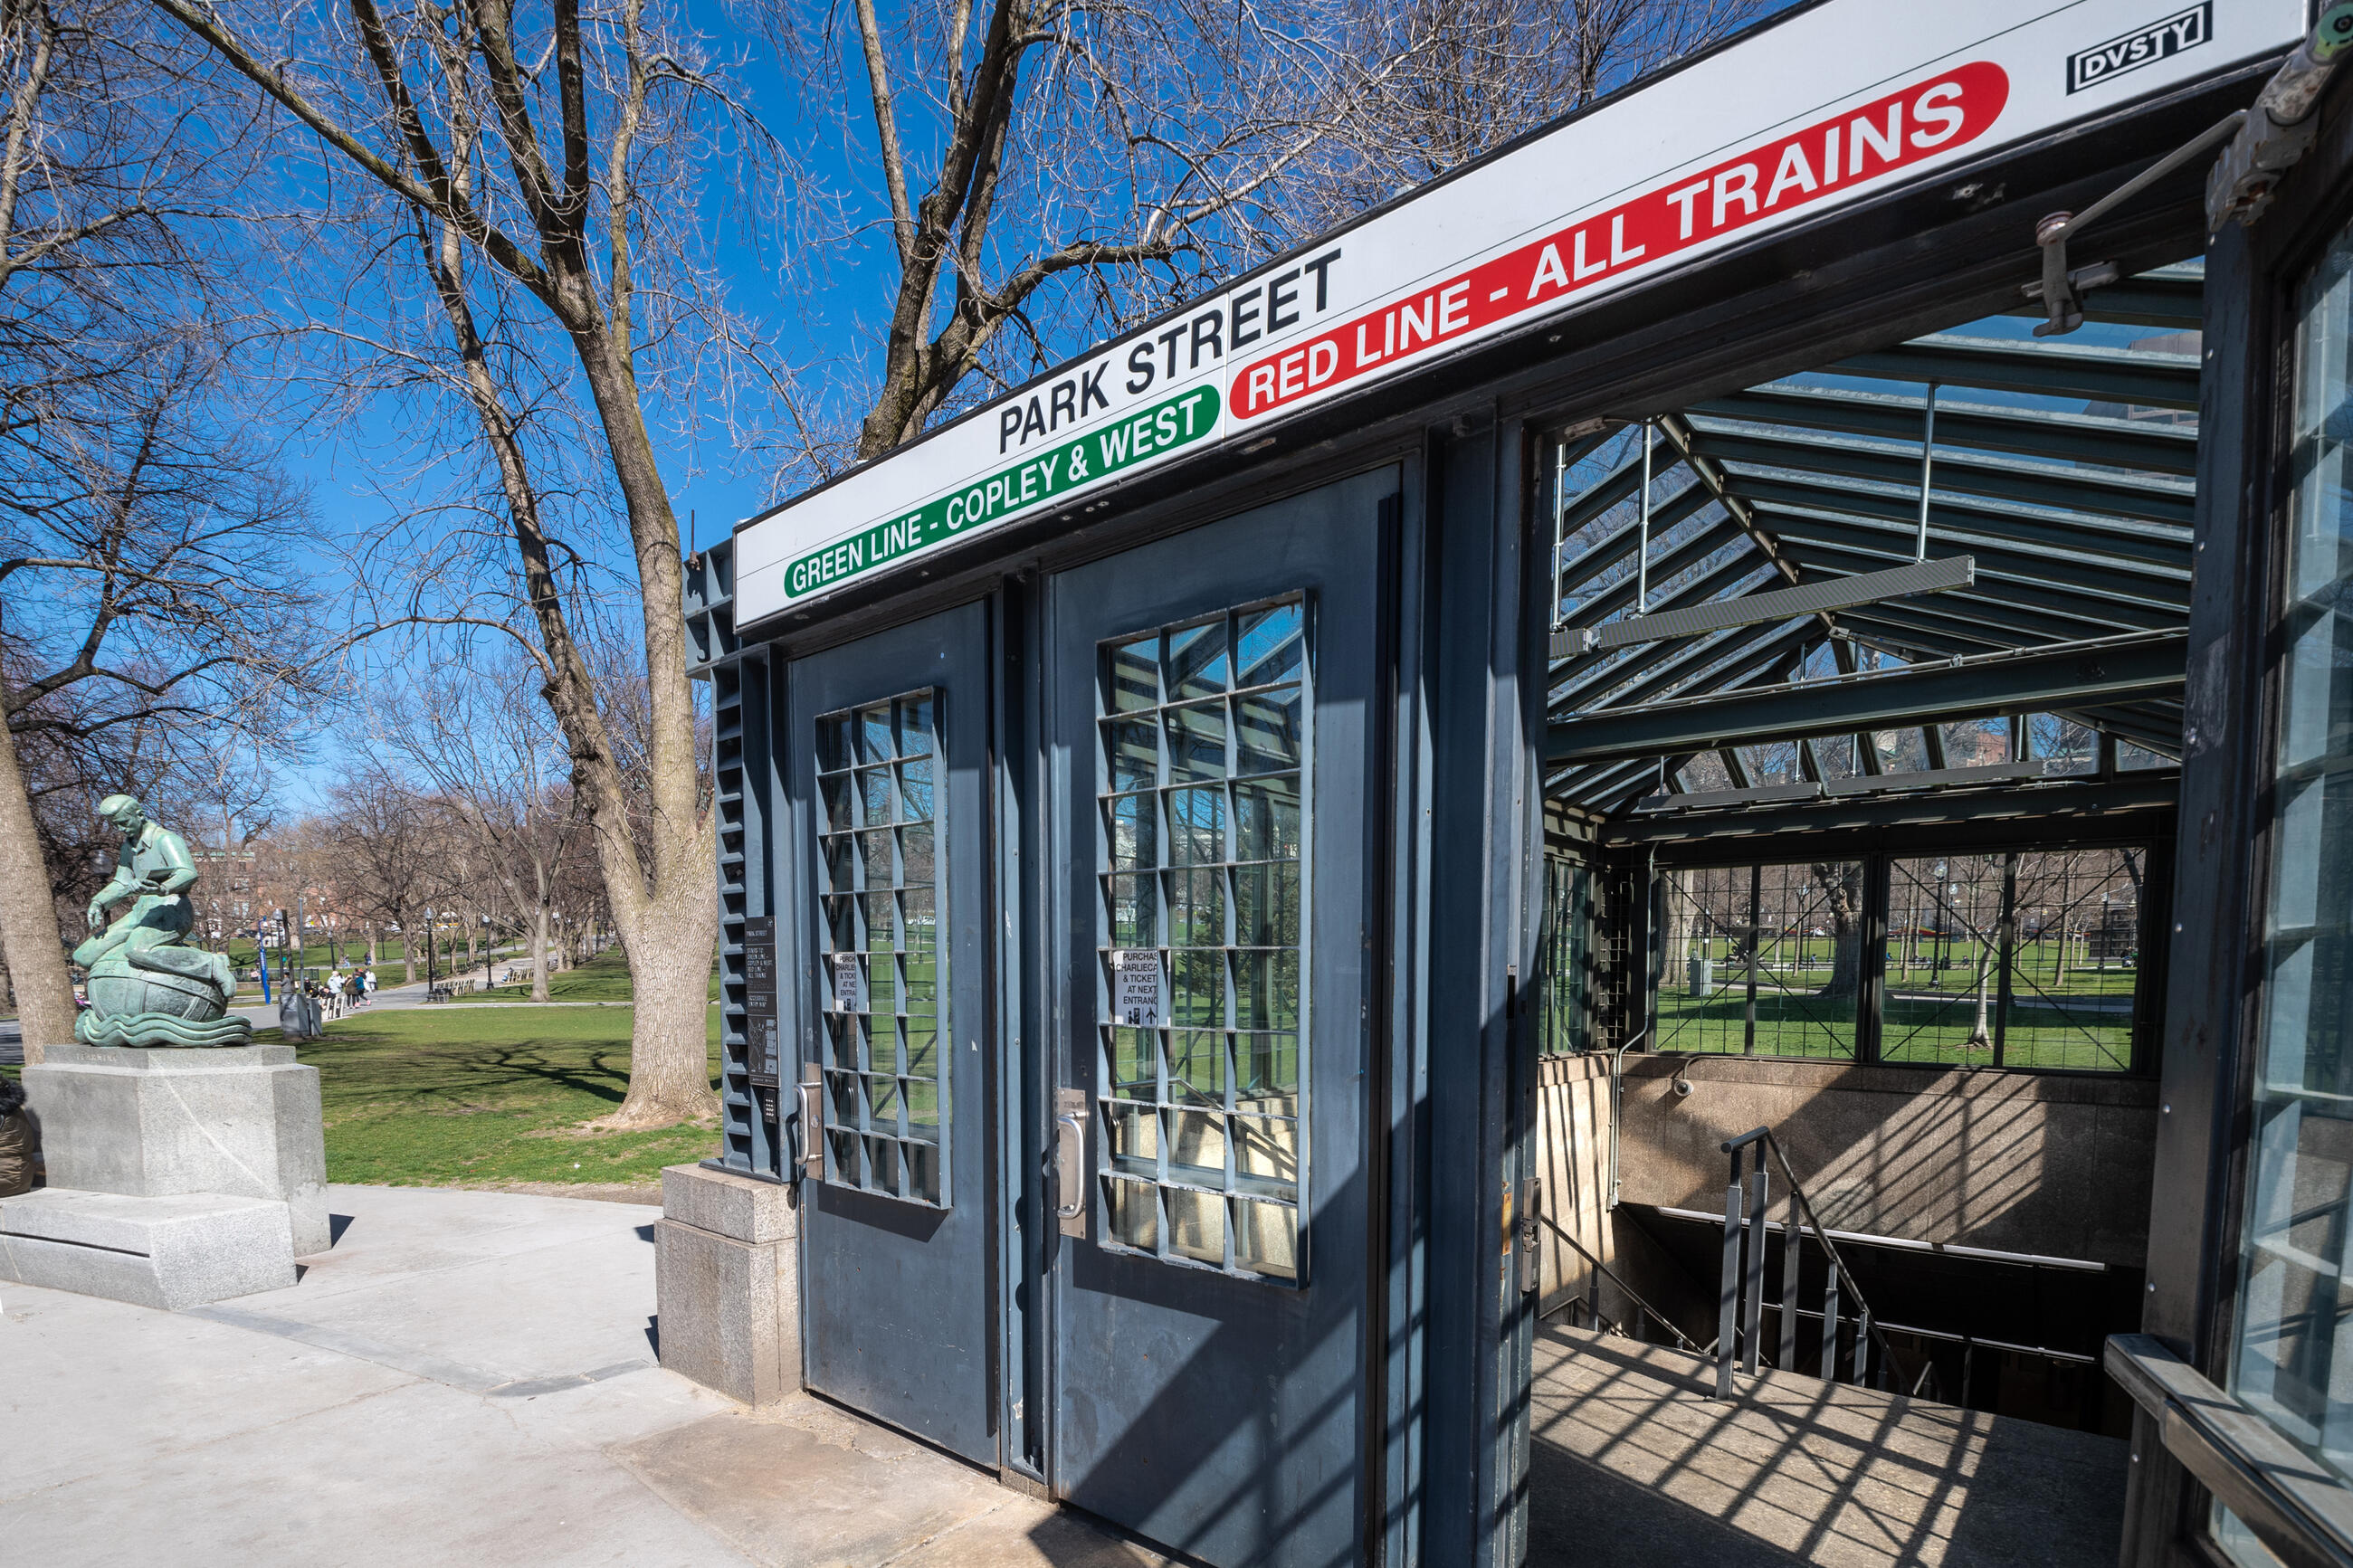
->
[2068,3,2211,93]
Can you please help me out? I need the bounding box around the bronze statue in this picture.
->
[72,795,250,1047]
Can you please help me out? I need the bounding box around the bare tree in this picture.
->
[146,0,771,1123]
[747,0,1767,464]
[377,655,584,1002]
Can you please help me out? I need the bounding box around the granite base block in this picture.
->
[24,1042,329,1255]
[0,1189,297,1309]
[655,1164,798,1406]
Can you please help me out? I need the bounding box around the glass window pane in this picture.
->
[1658,861,1861,1060]
[904,1077,939,1140]
[904,1018,938,1078]
[1234,863,1300,947]
[898,757,934,821]
[1107,1177,1158,1250]
[865,1136,900,1196]
[819,712,855,772]
[823,774,855,832]
[1234,778,1300,861]
[1106,1026,1156,1098]
[859,767,893,827]
[857,704,895,764]
[906,1142,941,1206]
[1107,794,1157,872]
[1236,1031,1299,1105]
[1167,1030,1225,1107]
[897,693,933,756]
[1169,1110,1226,1185]
[1237,603,1303,689]
[1170,946,1224,1028]
[859,829,896,888]
[1234,952,1300,1033]
[900,824,936,890]
[1234,1199,1298,1281]
[1091,602,1307,1283]
[1165,700,1227,783]
[1103,717,1158,793]
[1105,1099,1157,1176]
[1233,1115,1299,1201]
[1107,633,1159,713]
[1167,868,1224,948]
[1167,1188,1225,1267]
[1234,686,1303,775]
[1167,787,1225,866]
[1167,619,1230,700]
[1106,873,1157,950]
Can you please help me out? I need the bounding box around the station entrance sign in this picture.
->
[732,0,2300,623]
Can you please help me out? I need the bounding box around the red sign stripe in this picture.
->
[1228,62,2012,422]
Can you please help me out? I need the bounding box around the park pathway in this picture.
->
[1,1185,1161,1567]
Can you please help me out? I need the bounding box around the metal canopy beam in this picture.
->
[1553,614,1813,717]
[1557,479,1714,599]
[1556,518,1755,638]
[1760,512,2191,604]
[1738,480,2194,570]
[1688,423,2196,527]
[1605,773,2181,848]
[1547,633,2187,765]
[1831,335,2201,411]
[1571,556,1975,654]
[1777,537,2184,631]
[1693,387,2199,475]
[1998,269,2204,329]
[1549,556,1778,681]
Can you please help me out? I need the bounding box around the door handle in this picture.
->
[795,1062,824,1179]
[1053,1088,1088,1237]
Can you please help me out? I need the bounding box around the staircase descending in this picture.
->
[1524,1124,2133,1567]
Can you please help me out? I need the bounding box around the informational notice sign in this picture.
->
[743,916,778,1086]
[731,0,2295,625]
[831,951,863,1015]
[1113,949,1159,1030]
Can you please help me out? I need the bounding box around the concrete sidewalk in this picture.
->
[1,1185,1161,1568]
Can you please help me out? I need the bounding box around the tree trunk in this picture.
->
[528,859,554,1002]
[0,714,78,1064]
[401,913,416,984]
[605,869,716,1127]
[1967,943,1996,1047]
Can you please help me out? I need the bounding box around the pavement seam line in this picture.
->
[181,1301,515,1393]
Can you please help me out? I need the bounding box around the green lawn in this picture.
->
[462,946,645,1003]
[298,1003,722,1188]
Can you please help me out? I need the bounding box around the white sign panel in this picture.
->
[734,0,2296,623]
[831,951,863,1014]
[1113,949,1159,1029]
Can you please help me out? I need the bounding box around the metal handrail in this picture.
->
[1538,1212,1706,1355]
[1714,1125,1908,1401]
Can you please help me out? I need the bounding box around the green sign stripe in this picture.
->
[785,386,1223,601]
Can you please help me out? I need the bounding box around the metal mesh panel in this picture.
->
[1655,861,1863,1059]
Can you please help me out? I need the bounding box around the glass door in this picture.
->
[786,600,996,1467]
[1042,468,1396,1567]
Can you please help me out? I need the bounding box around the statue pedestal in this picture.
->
[0,1043,329,1307]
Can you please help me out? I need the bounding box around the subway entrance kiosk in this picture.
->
[681,4,2353,1563]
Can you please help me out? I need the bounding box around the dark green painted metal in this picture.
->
[1548,634,2188,765]
[1737,479,2194,569]
[1761,512,2192,605]
[1831,334,2200,411]
[1686,423,2196,526]
[1692,387,2199,474]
